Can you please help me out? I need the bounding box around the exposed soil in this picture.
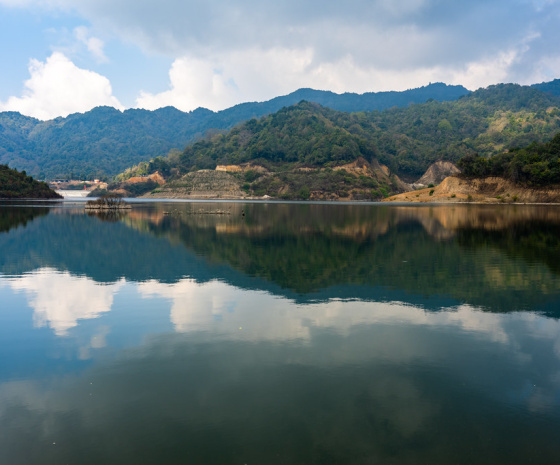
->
[141,170,248,199]
[141,158,410,201]
[384,176,560,204]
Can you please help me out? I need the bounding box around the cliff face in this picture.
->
[384,176,560,204]
[413,161,461,188]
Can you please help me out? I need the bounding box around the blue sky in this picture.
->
[1,0,559,120]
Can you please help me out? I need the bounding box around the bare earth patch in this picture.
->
[384,176,560,204]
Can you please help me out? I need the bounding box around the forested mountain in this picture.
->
[0,83,468,180]
[531,78,560,98]
[0,164,62,198]
[458,132,560,186]
[127,83,560,183]
[370,83,560,178]
[3,80,560,183]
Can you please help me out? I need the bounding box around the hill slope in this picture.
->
[386,131,560,204]
[0,83,468,179]
[126,84,560,185]
[457,131,560,186]
[0,165,62,199]
[531,78,560,98]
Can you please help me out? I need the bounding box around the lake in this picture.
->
[1,200,560,464]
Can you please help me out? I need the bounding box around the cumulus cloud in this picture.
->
[3,0,560,111]
[134,46,540,112]
[41,0,560,71]
[105,0,560,109]
[0,52,122,120]
[135,48,317,111]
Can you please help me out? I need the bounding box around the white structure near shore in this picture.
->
[56,190,90,198]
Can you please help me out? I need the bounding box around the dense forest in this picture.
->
[0,164,62,199]
[0,83,469,180]
[122,84,560,185]
[3,80,560,185]
[458,132,560,186]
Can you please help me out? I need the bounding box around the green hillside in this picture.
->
[531,78,560,98]
[3,80,560,185]
[0,83,468,180]
[458,132,560,186]
[126,83,560,185]
[369,83,560,178]
[0,165,62,199]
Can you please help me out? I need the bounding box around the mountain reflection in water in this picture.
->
[119,203,560,311]
[2,203,560,312]
[1,202,560,465]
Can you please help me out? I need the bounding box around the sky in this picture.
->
[0,0,559,120]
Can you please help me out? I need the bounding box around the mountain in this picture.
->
[457,131,560,186]
[368,83,560,178]
[0,83,469,180]
[124,83,560,190]
[531,78,560,98]
[0,164,62,199]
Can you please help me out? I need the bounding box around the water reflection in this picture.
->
[132,203,560,312]
[0,205,50,233]
[5,268,124,336]
[2,203,560,463]
[1,299,559,464]
[1,203,560,312]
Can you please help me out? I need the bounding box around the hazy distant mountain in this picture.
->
[531,78,560,97]
[0,83,469,179]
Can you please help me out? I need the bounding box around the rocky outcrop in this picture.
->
[384,176,560,203]
[413,161,461,188]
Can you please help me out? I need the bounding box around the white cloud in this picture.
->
[0,52,122,120]
[73,26,108,63]
[135,45,534,112]
[2,0,560,112]
[135,48,316,111]
[7,268,124,336]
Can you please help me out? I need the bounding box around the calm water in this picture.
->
[1,201,560,464]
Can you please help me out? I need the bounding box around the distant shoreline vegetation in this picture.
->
[0,165,62,199]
